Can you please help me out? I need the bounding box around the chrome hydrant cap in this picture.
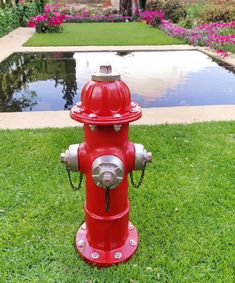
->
[92,65,121,82]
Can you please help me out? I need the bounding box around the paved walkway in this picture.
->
[0,27,234,129]
[0,106,234,129]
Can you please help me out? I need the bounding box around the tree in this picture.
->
[119,0,132,16]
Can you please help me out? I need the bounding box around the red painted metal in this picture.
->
[70,80,142,125]
[71,72,142,266]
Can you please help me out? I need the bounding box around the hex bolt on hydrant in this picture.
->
[60,65,152,267]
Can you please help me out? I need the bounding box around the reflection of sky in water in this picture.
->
[15,51,235,111]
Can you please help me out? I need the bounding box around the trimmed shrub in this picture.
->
[145,0,163,11]
[162,0,187,23]
[200,4,235,23]
[0,8,20,37]
[0,3,37,37]
[15,3,38,27]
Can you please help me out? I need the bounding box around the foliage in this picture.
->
[145,0,163,11]
[0,122,235,282]
[15,2,38,27]
[177,3,204,28]
[200,3,235,23]
[103,7,119,16]
[177,16,195,29]
[0,3,38,37]
[162,0,186,23]
[0,7,19,37]
[24,22,184,46]
[185,3,204,20]
[28,5,64,33]
[35,0,46,14]
[147,0,235,25]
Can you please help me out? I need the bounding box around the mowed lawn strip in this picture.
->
[0,122,234,282]
[24,22,185,46]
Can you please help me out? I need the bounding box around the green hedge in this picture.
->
[0,8,19,37]
[0,3,37,38]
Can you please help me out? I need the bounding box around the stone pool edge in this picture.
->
[0,106,234,130]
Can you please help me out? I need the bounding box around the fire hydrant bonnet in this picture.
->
[70,65,142,125]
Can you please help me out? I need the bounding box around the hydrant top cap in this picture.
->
[70,65,142,125]
[92,65,121,82]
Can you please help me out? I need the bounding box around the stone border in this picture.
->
[0,106,234,129]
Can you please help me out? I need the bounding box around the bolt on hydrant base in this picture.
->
[60,65,152,267]
[75,221,138,266]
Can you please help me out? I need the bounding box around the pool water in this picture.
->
[0,51,234,112]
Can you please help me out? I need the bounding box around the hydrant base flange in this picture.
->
[75,221,138,267]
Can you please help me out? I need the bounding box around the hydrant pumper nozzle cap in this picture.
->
[92,65,121,82]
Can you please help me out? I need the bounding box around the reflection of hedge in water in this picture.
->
[0,52,78,112]
[0,53,37,112]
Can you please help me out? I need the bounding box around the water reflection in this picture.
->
[0,51,234,112]
[0,52,77,112]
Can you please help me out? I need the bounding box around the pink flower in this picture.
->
[216,50,229,58]
[27,16,36,27]
[36,15,44,23]
[44,4,51,13]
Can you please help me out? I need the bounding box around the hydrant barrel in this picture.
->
[61,66,152,266]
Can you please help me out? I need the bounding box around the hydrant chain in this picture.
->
[105,186,110,212]
[66,164,83,190]
[130,163,146,189]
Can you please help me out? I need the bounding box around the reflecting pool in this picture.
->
[0,51,234,112]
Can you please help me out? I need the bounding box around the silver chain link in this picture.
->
[65,164,83,190]
[129,162,146,189]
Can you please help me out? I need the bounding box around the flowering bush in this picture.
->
[140,10,235,56]
[160,19,235,56]
[28,5,65,33]
[162,0,186,23]
[64,15,131,23]
[140,10,165,27]
[160,19,189,39]
[58,5,118,17]
[188,22,235,54]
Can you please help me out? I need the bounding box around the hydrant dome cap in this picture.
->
[70,67,142,125]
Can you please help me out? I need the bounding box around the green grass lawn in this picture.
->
[24,22,185,46]
[0,122,234,282]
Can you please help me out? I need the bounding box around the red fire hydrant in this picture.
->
[60,66,152,267]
